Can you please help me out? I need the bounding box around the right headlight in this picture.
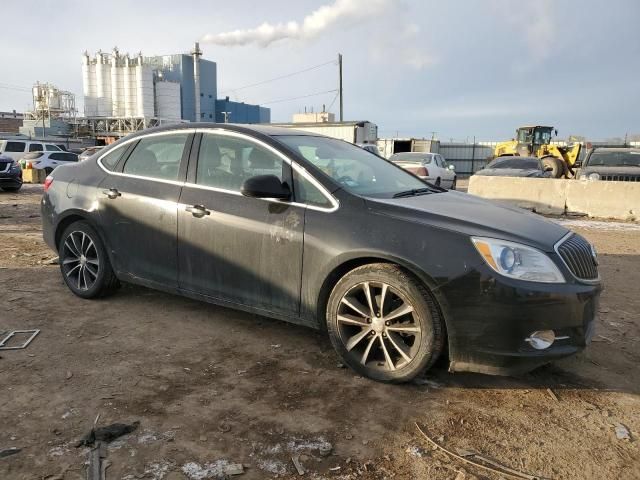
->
[587,172,600,181]
[471,237,565,283]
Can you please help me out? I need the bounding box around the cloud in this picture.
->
[368,22,437,70]
[201,0,393,47]
[492,0,556,63]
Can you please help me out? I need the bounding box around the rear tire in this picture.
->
[326,263,444,383]
[58,221,119,299]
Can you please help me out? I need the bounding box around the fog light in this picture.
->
[525,330,556,350]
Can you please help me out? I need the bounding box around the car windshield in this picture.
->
[488,158,540,169]
[276,135,428,198]
[588,151,640,167]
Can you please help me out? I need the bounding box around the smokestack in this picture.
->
[192,42,202,121]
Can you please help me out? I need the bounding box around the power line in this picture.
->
[0,83,32,92]
[219,59,336,94]
[258,89,339,106]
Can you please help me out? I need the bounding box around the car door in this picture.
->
[438,155,454,187]
[177,130,304,317]
[97,131,192,288]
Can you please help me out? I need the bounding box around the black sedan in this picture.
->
[0,154,23,191]
[475,156,552,178]
[42,124,601,382]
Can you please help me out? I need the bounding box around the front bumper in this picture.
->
[442,267,602,376]
[0,169,23,189]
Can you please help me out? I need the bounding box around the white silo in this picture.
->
[95,52,112,116]
[110,48,124,117]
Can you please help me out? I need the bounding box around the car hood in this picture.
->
[366,191,568,251]
[475,168,543,177]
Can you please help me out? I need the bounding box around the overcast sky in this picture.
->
[1,0,638,140]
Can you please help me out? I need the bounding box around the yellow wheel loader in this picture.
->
[493,126,582,178]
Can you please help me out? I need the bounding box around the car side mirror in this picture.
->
[241,174,291,200]
[448,164,455,171]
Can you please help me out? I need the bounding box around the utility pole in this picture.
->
[338,53,343,122]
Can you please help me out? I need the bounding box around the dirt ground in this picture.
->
[1,184,639,480]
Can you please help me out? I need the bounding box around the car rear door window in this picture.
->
[45,144,59,151]
[29,143,44,152]
[4,141,25,152]
[100,146,127,171]
[196,133,287,192]
[122,133,189,181]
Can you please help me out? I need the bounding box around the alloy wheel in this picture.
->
[336,281,422,372]
[61,231,100,291]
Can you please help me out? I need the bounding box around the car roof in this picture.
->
[493,156,540,161]
[124,122,320,140]
[591,147,640,153]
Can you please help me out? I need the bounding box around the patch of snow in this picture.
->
[181,460,232,480]
[256,458,288,475]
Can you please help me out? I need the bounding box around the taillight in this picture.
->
[416,167,429,177]
[44,176,54,191]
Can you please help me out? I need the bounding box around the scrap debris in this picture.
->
[414,423,542,480]
[0,447,21,459]
[75,421,140,448]
[546,388,559,402]
[0,329,40,350]
[292,455,305,475]
[614,423,631,441]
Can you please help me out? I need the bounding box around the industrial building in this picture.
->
[19,83,76,138]
[81,43,270,140]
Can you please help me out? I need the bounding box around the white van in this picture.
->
[0,139,63,161]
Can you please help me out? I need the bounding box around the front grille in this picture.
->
[601,174,640,182]
[557,233,599,281]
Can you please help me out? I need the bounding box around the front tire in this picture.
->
[58,221,119,299]
[326,264,444,383]
[450,177,457,190]
[541,156,565,178]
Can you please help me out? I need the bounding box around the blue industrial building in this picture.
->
[146,47,269,124]
[215,97,271,124]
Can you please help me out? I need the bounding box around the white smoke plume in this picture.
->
[201,0,393,47]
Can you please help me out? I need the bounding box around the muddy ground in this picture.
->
[1,184,638,480]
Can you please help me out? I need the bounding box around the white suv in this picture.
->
[0,139,64,162]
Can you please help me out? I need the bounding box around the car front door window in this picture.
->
[196,133,286,191]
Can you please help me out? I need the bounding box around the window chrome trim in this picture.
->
[96,128,339,213]
[553,232,601,284]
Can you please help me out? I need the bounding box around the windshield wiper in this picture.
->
[392,187,434,198]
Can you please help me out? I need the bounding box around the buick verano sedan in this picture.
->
[42,124,601,382]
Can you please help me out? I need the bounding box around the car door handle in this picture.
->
[185,204,211,218]
[102,188,121,199]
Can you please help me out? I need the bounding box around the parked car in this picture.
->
[578,147,640,182]
[0,154,22,191]
[475,157,552,178]
[0,139,63,162]
[389,152,456,189]
[21,151,79,174]
[78,146,105,162]
[42,124,601,383]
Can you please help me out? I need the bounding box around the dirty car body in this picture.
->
[41,124,602,378]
